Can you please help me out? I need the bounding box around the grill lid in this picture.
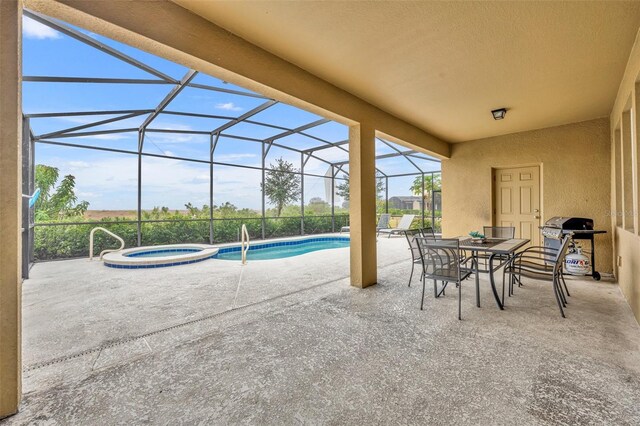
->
[544,217,593,230]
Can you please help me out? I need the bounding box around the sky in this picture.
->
[23,15,440,211]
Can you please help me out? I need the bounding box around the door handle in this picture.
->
[534,215,541,219]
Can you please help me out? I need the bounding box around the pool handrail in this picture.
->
[241,224,250,265]
[90,227,125,260]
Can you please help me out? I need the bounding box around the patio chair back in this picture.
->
[483,226,515,239]
[397,214,416,230]
[420,226,436,239]
[417,238,462,278]
[416,237,469,319]
[552,234,573,276]
[504,234,573,317]
[404,229,422,263]
[377,214,391,229]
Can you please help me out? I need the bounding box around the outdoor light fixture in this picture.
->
[491,108,507,120]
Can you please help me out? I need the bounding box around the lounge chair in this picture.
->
[377,214,416,238]
[340,213,391,234]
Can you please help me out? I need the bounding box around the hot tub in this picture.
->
[103,244,218,269]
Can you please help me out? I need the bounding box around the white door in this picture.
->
[494,166,541,246]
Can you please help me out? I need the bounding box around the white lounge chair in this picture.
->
[340,213,391,234]
[377,214,416,238]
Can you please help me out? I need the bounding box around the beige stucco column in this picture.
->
[0,0,23,418]
[349,124,377,288]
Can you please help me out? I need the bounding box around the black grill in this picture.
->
[541,216,605,281]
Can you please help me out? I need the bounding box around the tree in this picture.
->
[410,174,442,212]
[34,165,89,221]
[307,197,331,214]
[184,203,211,219]
[262,158,301,216]
[335,175,385,201]
[34,164,59,209]
[216,202,241,218]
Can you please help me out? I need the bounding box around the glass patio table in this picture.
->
[457,237,530,310]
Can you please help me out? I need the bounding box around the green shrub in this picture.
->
[214,218,262,243]
[34,220,138,260]
[141,220,210,246]
[32,208,401,261]
[303,215,333,234]
[265,216,303,239]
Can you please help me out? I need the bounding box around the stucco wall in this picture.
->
[442,118,613,273]
[609,26,640,325]
[0,0,22,417]
[615,229,640,322]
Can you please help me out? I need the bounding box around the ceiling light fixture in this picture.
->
[491,108,507,120]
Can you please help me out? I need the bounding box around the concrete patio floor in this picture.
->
[4,237,640,424]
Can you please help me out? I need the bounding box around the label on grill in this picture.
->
[541,227,563,240]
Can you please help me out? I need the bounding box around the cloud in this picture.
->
[215,102,243,112]
[146,133,195,146]
[23,16,61,40]
[37,153,268,210]
[191,174,210,184]
[37,140,339,211]
[68,161,90,169]
[59,116,99,124]
[77,191,97,198]
[83,134,130,141]
[214,153,257,161]
[143,121,197,144]
[151,122,192,131]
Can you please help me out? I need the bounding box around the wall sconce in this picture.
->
[491,108,507,120]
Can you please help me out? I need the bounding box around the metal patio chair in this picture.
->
[503,226,571,299]
[505,239,571,310]
[416,237,472,320]
[404,229,423,287]
[504,242,571,300]
[405,228,447,288]
[420,226,436,239]
[483,226,515,239]
[503,234,572,317]
[471,226,516,271]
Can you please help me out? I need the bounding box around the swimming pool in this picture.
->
[215,236,350,261]
[101,237,349,267]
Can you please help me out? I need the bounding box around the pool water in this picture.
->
[216,238,349,261]
[126,248,203,258]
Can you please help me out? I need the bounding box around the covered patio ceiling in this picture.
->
[173,1,640,142]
